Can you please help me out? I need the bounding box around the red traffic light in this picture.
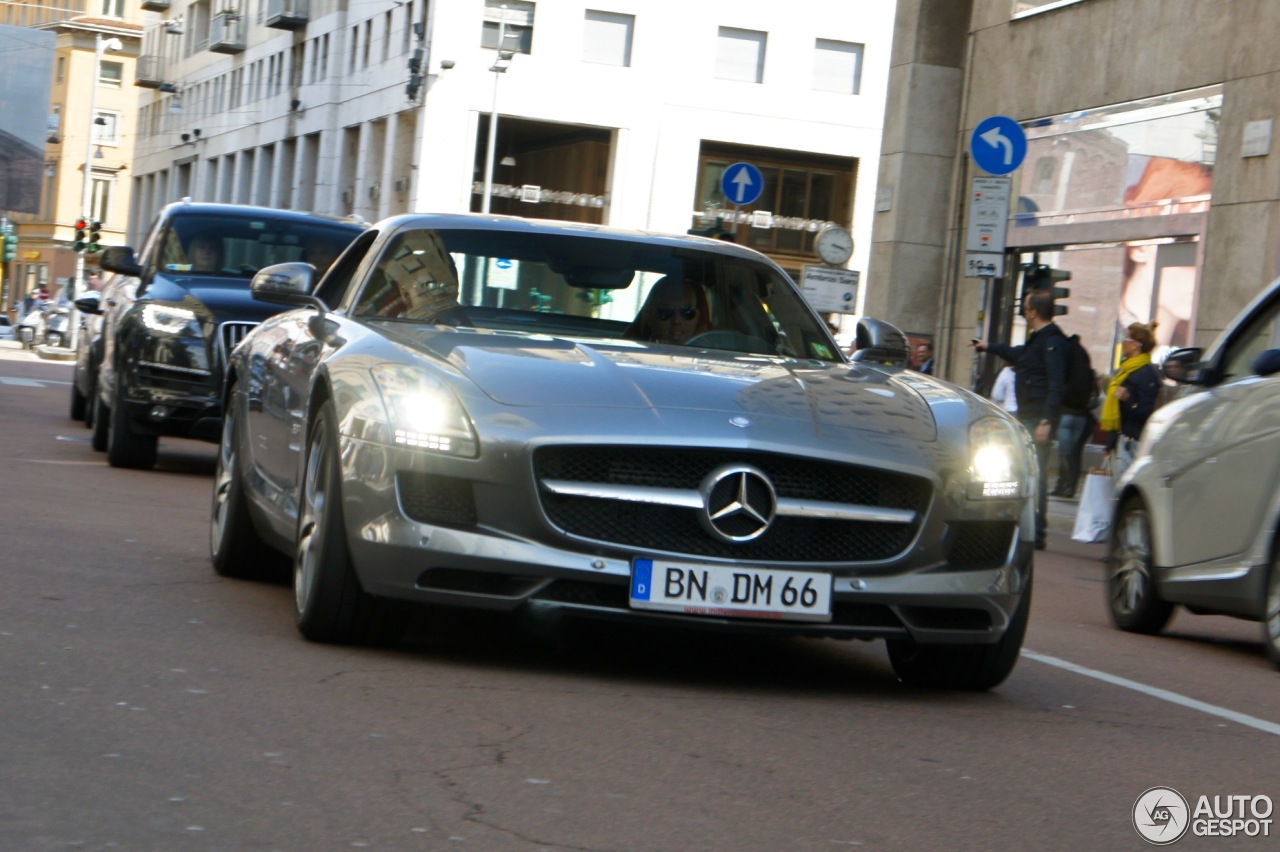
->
[75,218,88,230]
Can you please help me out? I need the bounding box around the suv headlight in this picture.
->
[370,364,478,457]
[141,304,201,337]
[967,416,1027,499]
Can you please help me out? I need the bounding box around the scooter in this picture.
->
[43,305,72,348]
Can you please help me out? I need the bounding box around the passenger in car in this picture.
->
[629,275,712,345]
[188,235,225,273]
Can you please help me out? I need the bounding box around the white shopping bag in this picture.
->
[1071,466,1114,543]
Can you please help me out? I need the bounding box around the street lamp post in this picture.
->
[69,33,122,352]
[481,6,514,215]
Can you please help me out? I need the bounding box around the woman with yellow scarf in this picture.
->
[1102,321,1163,478]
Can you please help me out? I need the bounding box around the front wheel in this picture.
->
[106,385,158,470]
[294,403,401,645]
[70,381,87,421]
[1264,548,1280,671]
[91,391,109,452]
[887,580,1031,691]
[1107,497,1174,634]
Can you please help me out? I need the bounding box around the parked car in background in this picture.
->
[69,290,105,424]
[0,314,14,341]
[211,213,1037,690]
[87,201,365,469]
[1108,276,1280,669]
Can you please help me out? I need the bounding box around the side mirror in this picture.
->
[74,291,103,315]
[250,262,326,309]
[99,246,143,277]
[1162,347,1204,385]
[851,317,910,366]
[1254,349,1280,377]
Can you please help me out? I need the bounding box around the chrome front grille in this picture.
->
[534,446,932,564]
[217,321,259,368]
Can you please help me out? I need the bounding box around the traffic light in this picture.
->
[1021,263,1072,313]
[88,220,102,253]
[687,216,735,241]
[1,227,16,262]
[74,217,89,252]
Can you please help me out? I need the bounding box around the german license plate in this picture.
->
[630,558,832,622]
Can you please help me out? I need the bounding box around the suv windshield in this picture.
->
[160,214,357,279]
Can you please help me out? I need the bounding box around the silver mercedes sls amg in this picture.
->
[211,213,1037,690]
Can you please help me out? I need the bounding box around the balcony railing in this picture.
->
[140,0,170,10]
[266,0,310,30]
[209,13,246,54]
[135,54,165,88]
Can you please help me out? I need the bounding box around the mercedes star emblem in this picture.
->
[699,464,777,543]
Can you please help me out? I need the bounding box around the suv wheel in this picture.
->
[1264,547,1280,671]
[1107,497,1174,634]
[106,386,158,470]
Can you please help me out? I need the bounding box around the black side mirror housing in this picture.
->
[74,291,103,315]
[99,246,143,278]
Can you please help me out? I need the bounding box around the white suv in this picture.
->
[1108,278,1280,669]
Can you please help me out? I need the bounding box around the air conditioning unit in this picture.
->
[394,177,410,194]
[341,188,354,206]
[368,183,381,201]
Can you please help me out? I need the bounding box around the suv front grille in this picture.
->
[218,321,259,368]
[534,446,931,563]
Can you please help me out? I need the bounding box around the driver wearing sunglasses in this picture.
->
[630,275,712,345]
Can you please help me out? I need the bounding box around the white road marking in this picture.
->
[1023,649,1280,736]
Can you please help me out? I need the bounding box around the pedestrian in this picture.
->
[912,341,934,374]
[1101,321,1162,480]
[971,287,1071,549]
[990,365,1018,413]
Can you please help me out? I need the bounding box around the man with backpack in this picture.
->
[1051,334,1097,498]
[971,287,1070,550]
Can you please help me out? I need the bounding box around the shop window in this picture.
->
[694,147,854,260]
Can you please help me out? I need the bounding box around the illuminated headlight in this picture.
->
[967,417,1025,499]
[370,364,478,457]
[141,304,201,336]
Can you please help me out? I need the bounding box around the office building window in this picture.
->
[99,60,123,88]
[716,27,766,83]
[813,39,862,94]
[583,10,633,67]
[482,0,534,54]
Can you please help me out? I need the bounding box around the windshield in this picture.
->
[159,214,360,279]
[351,227,841,361]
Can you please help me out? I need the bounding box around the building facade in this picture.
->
[875,0,1280,388]
[0,1,142,311]
[126,0,895,327]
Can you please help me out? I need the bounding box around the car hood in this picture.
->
[144,274,286,323]
[403,331,943,442]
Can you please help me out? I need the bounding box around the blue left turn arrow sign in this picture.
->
[970,116,1027,176]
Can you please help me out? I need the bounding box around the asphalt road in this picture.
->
[2,341,1277,851]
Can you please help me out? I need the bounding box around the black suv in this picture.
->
[87,201,365,469]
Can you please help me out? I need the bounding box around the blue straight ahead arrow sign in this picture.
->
[721,162,764,206]
[970,116,1027,176]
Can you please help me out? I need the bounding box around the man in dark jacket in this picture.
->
[971,287,1070,549]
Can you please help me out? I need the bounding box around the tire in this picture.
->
[1107,497,1174,634]
[46,332,62,348]
[294,403,401,645]
[211,385,286,582]
[70,382,87,421]
[91,392,109,452]
[106,384,158,470]
[887,578,1032,691]
[1264,548,1280,671]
